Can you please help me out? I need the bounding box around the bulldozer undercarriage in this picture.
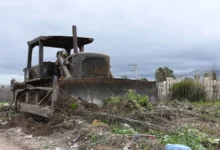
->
[15,87,53,118]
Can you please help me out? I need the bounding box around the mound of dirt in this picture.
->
[5,115,52,136]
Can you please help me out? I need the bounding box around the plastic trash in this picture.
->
[3,103,9,107]
[165,144,192,150]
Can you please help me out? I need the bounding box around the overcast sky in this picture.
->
[1,0,220,84]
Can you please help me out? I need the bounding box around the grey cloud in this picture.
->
[1,0,220,84]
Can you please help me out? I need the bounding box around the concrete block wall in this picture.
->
[157,77,220,100]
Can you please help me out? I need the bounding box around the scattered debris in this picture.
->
[24,135,33,139]
[3,103,9,107]
[0,98,220,149]
[165,144,192,150]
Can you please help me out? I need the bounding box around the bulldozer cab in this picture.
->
[24,35,111,83]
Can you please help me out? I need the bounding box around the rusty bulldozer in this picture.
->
[11,25,157,118]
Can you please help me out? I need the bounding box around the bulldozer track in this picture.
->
[15,87,53,112]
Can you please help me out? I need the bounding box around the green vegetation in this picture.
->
[121,75,129,79]
[192,101,220,106]
[105,89,152,110]
[204,73,209,77]
[171,78,207,102]
[194,74,200,80]
[0,102,7,106]
[38,143,49,149]
[161,126,218,150]
[211,71,217,80]
[203,71,217,80]
[42,144,49,149]
[155,66,176,82]
[139,143,150,150]
[192,101,220,123]
[104,95,121,105]
[70,102,78,110]
[140,78,148,81]
[111,124,136,134]
[89,134,104,144]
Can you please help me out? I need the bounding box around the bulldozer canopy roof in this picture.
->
[27,36,94,49]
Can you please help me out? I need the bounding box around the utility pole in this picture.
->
[165,67,167,98]
[129,64,138,79]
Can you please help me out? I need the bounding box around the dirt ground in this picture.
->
[0,99,220,150]
[0,136,23,150]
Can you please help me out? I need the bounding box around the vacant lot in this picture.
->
[0,98,220,150]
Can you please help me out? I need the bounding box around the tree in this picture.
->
[140,78,148,81]
[211,71,217,80]
[204,73,209,77]
[154,67,175,82]
[121,75,129,79]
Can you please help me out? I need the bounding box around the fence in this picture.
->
[157,69,220,101]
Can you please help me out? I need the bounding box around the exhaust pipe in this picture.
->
[72,25,78,54]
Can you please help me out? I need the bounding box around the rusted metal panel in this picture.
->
[26,87,52,91]
[11,81,26,91]
[27,36,94,49]
[19,103,52,118]
[58,78,158,104]
[38,90,52,105]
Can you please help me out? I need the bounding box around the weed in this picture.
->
[147,129,165,136]
[39,143,49,149]
[160,125,218,150]
[191,101,220,122]
[126,89,152,110]
[104,95,121,105]
[70,102,78,110]
[43,144,49,149]
[192,101,220,106]
[140,143,149,150]
[89,134,104,144]
[105,89,152,110]
[111,124,136,134]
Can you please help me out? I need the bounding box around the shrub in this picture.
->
[104,95,121,105]
[171,79,207,102]
[126,89,152,109]
[105,89,152,110]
